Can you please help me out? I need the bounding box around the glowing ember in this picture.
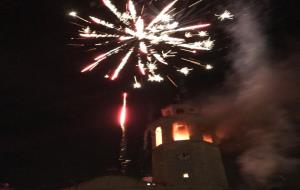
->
[183,173,190,178]
[173,122,190,141]
[205,64,213,70]
[69,1,233,88]
[202,134,213,143]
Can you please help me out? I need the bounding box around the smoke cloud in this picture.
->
[192,2,300,189]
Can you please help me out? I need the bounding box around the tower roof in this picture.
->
[161,104,200,117]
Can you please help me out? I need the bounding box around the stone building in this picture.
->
[63,104,229,190]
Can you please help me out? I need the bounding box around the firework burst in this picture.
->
[69,0,233,88]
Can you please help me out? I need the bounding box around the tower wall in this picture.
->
[148,104,228,190]
[152,141,228,189]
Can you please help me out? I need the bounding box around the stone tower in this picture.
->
[146,104,228,190]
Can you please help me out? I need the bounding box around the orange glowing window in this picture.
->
[155,127,163,146]
[173,122,190,141]
[202,134,213,143]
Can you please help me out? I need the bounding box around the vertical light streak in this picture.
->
[135,17,145,39]
[120,92,128,132]
[118,92,130,174]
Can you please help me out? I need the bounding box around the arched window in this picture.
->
[173,122,190,141]
[202,134,213,143]
[155,127,163,146]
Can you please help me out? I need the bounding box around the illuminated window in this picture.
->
[173,122,190,141]
[155,127,163,146]
[182,173,189,178]
[202,134,213,143]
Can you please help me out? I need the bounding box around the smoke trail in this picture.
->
[193,2,299,189]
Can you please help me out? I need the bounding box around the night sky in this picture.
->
[1,0,299,189]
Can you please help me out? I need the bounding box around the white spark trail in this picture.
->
[189,0,203,8]
[153,53,168,65]
[133,76,142,88]
[102,0,130,24]
[69,11,91,23]
[81,45,126,73]
[181,58,213,70]
[89,16,118,30]
[111,48,134,80]
[139,42,148,53]
[146,0,178,29]
[128,0,137,21]
[163,23,210,34]
[138,56,146,75]
[79,33,120,38]
[166,75,178,87]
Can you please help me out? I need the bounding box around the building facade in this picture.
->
[145,104,228,190]
[63,104,229,190]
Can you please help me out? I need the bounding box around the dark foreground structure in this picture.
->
[63,104,228,190]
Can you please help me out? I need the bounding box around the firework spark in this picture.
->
[133,76,142,88]
[177,67,193,76]
[215,10,234,21]
[69,0,233,88]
